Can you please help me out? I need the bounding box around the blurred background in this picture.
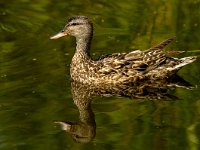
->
[0,0,200,149]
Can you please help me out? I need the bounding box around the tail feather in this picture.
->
[149,37,176,50]
[143,37,176,66]
[167,56,197,71]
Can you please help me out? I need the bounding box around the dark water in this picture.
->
[1,0,200,149]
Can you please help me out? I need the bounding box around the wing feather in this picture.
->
[97,37,175,75]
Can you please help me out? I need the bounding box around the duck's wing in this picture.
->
[97,37,176,76]
[94,37,197,81]
[143,37,176,72]
[97,50,145,75]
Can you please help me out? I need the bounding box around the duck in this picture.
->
[50,16,197,85]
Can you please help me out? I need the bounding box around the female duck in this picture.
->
[50,16,197,85]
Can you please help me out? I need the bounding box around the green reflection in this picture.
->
[0,0,200,150]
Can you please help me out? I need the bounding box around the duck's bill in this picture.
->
[50,32,67,39]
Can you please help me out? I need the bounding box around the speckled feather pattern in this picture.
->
[51,16,197,86]
[71,36,196,85]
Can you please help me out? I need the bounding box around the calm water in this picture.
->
[1,0,200,149]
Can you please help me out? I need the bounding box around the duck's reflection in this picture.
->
[55,75,194,143]
[55,104,95,143]
[55,81,96,143]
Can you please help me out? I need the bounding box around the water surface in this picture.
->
[1,0,200,149]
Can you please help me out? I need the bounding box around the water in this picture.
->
[1,0,200,149]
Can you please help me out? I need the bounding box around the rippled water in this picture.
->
[1,0,200,149]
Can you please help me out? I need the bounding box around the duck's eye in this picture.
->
[61,30,65,32]
[66,22,82,27]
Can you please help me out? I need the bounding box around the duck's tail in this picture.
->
[167,56,197,72]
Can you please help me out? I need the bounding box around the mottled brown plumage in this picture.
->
[50,16,197,85]
[54,77,194,143]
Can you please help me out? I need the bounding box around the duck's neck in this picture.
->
[71,31,93,82]
[75,34,93,60]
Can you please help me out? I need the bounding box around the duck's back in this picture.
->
[91,37,197,84]
[70,37,197,85]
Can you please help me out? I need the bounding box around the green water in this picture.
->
[1,0,200,149]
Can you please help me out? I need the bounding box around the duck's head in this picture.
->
[50,16,93,40]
